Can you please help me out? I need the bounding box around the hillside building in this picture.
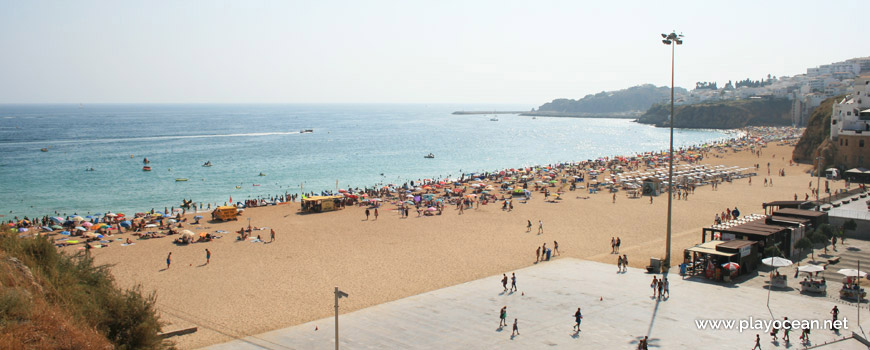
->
[830,75,870,168]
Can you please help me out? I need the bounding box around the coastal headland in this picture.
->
[60,130,837,349]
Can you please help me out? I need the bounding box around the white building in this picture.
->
[830,75,870,140]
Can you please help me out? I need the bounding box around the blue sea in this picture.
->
[0,104,734,218]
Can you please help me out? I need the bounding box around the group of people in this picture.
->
[535,241,558,263]
[650,276,669,299]
[497,305,584,338]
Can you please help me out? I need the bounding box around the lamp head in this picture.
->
[662,39,672,45]
[661,33,668,38]
[675,39,683,45]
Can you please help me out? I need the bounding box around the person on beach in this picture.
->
[499,306,507,327]
[270,228,275,242]
[527,220,532,232]
[612,193,616,203]
[512,318,519,336]
[510,273,517,292]
[574,307,583,331]
[617,255,623,272]
[651,276,658,297]
[166,252,172,269]
[752,334,761,350]
[538,220,543,234]
[782,317,790,343]
[663,278,669,298]
[502,274,508,292]
[542,243,547,261]
[622,254,628,272]
[365,208,370,220]
[553,241,559,256]
[611,237,616,253]
[205,249,211,265]
[657,279,663,299]
[615,237,621,253]
[535,246,541,263]
[831,305,839,330]
[374,208,378,220]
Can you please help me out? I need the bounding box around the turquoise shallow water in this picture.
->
[0,104,733,218]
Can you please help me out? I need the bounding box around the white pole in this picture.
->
[335,287,339,350]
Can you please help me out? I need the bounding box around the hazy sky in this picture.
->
[0,1,866,104]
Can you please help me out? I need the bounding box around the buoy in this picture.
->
[315,326,318,331]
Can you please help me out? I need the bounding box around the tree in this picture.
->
[809,230,829,258]
[764,244,783,258]
[795,237,814,260]
[817,224,836,254]
[842,219,857,244]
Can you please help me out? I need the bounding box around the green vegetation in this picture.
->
[794,237,814,260]
[536,84,684,116]
[792,95,846,164]
[0,227,169,349]
[636,97,792,129]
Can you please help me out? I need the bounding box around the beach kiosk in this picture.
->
[642,177,662,197]
[301,195,343,213]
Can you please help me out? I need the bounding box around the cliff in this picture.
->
[636,97,792,129]
[535,84,685,116]
[792,95,845,166]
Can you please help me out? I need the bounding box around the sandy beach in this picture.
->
[69,138,844,349]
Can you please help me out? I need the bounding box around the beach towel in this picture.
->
[251,239,262,243]
[121,243,135,246]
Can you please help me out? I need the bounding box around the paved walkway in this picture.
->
[206,258,869,349]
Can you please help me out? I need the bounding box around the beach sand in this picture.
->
[77,142,841,349]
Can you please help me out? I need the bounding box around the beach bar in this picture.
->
[301,196,344,213]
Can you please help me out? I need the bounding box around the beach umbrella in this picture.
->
[41,226,52,231]
[761,257,793,267]
[75,226,86,231]
[119,221,132,228]
[798,265,824,273]
[721,262,740,271]
[426,207,437,211]
[18,227,28,233]
[51,225,63,230]
[838,269,867,278]
[72,216,84,222]
[50,216,64,223]
[81,222,93,227]
[193,215,203,219]
[60,231,71,235]
[144,224,158,228]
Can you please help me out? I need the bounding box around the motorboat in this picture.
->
[203,161,213,167]
[40,148,48,152]
[258,172,266,176]
[490,116,499,121]
[235,185,242,189]
[300,129,314,133]
[424,153,435,159]
[175,178,188,182]
[143,166,152,171]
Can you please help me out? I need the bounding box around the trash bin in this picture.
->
[546,248,552,261]
[680,263,687,275]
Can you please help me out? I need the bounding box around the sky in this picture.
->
[0,0,867,105]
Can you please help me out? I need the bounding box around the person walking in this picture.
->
[657,279,664,300]
[622,254,628,272]
[510,273,517,292]
[615,237,621,253]
[270,228,275,242]
[365,208,370,220]
[538,220,544,234]
[612,193,616,203]
[651,276,658,297]
[535,246,541,263]
[752,334,761,349]
[617,255,624,272]
[611,237,616,253]
[527,219,532,232]
[663,277,669,298]
[499,306,507,327]
[374,208,379,220]
[831,306,839,330]
[166,252,172,269]
[553,241,560,256]
[502,274,508,292]
[205,249,211,265]
[573,307,583,331]
[782,317,790,343]
[511,318,519,336]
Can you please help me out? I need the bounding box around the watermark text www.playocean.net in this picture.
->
[695,317,848,333]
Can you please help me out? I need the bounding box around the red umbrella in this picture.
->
[721,262,740,271]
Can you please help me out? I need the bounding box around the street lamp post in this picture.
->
[334,287,349,350]
[661,31,683,272]
[816,156,824,210]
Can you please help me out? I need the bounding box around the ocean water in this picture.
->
[0,104,733,218]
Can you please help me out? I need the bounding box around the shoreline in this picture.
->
[5,127,776,223]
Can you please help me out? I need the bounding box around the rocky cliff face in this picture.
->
[636,98,793,129]
[792,95,844,166]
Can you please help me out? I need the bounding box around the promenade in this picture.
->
[207,258,868,349]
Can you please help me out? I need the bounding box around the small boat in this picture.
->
[300,129,314,133]
[203,161,213,167]
[175,178,188,182]
[40,148,48,152]
[532,117,537,119]
[490,116,499,121]
[253,184,261,187]
[258,173,266,176]
[235,186,242,189]
[143,166,152,171]
[424,153,435,159]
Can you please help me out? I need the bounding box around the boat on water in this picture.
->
[258,172,266,176]
[143,158,150,164]
[175,178,188,182]
[235,185,242,189]
[40,148,48,152]
[300,129,314,133]
[532,116,537,119]
[253,184,261,187]
[424,153,435,159]
[143,166,152,171]
[490,116,499,121]
[203,161,213,167]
